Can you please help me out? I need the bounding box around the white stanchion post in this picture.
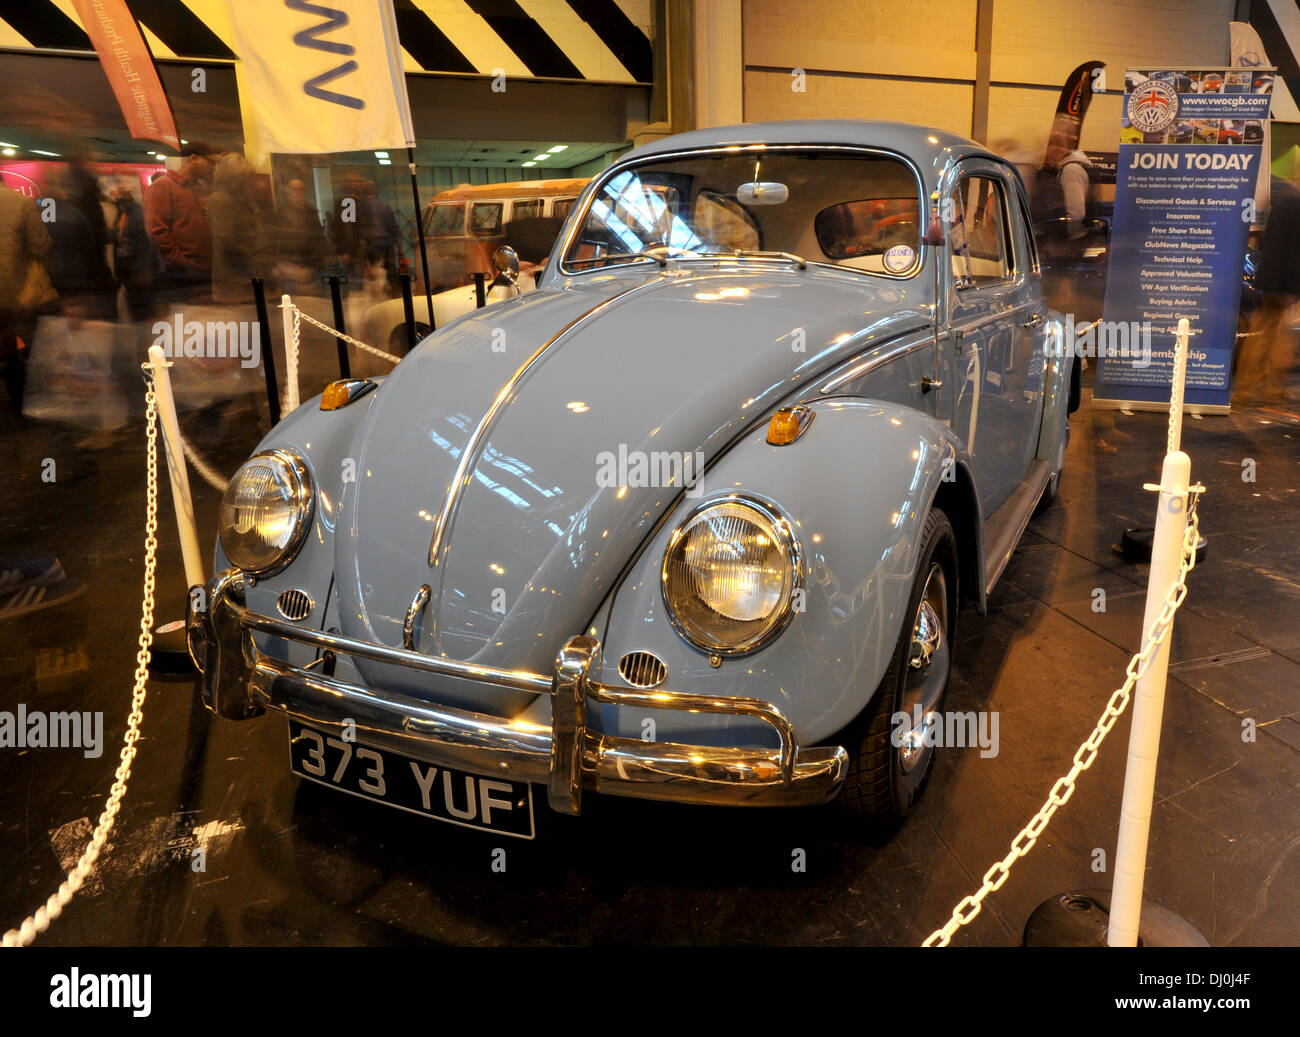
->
[281,293,299,414]
[147,345,206,591]
[1169,317,1190,452]
[1107,317,1194,947]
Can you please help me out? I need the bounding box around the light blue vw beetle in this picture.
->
[189,121,1073,838]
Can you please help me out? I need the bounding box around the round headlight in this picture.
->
[219,450,313,577]
[661,498,801,654]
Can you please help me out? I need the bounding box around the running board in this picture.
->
[983,460,1052,596]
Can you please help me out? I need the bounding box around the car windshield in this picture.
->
[562,149,922,276]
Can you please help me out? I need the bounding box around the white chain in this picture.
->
[921,499,1202,947]
[2,384,160,947]
[292,302,401,366]
[179,433,229,493]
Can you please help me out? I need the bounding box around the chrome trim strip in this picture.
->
[948,300,1035,336]
[554,143,928,283]
[427,274,667,571]
[818,338,932,394]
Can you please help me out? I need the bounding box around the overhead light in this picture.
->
[378,158,391,165]
[181,138,188,144]
[532,153,549,161]
[521,161,536,167]
[1,149,15,157]
[547,144,568,153]
[31,149,59,157]
[374,150,388,158]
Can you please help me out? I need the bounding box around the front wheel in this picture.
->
[838,508,957,822]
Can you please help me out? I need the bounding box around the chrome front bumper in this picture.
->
[187,569,848,814]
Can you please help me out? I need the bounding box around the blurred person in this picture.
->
[144,140,215,306]
[277,178,328,293]
[329,172,366,277]
[1238,175,1300,405]
[362,180,400,293]
[110,185,160,321]
[0,182,54,416]
[43,167,113,319]
[209,152,272,305]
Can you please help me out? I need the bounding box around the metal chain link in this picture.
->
[2,381,161,947]
[179,432,229,493]
[922,495,1203,947]
[292,302,401,366]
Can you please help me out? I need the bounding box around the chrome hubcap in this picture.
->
[898,563,949,776]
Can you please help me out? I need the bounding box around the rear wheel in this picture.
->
[838,508,957,821]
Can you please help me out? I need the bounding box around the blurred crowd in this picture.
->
[0,142,407,420]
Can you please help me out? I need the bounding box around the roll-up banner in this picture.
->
[1093,68,1274,413]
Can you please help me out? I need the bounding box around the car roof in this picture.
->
[430,178,589,204]
[620,120,997,189]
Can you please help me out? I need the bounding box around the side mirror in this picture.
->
[492,245,521,289]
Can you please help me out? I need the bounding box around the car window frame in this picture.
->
[552,143,927,282]
[948,170,1019,293]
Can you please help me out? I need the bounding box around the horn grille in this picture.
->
[276,588,313,621]
[617,650,667,689]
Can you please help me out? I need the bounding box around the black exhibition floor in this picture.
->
[0,372,1296,947]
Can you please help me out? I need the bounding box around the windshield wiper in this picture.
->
[729,249,807,269]
[567,251,669,269]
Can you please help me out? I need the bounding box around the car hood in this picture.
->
[335,264,928,709]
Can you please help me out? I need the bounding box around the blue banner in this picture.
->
[1094,67,1273,410]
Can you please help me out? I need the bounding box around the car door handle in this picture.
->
[1021,314,1043,328]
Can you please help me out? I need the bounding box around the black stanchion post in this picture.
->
[399,272,418,354]
[251,276,281,427]
[474,272,487,309]
[326,275,351,378]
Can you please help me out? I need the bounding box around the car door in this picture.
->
[942,161,1039,515]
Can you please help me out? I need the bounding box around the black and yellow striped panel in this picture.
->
[0,0,653,84]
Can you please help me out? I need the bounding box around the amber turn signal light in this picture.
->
[766,404,814,445]
[320,379,378,411]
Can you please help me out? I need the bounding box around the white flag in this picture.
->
[229,0,415,166]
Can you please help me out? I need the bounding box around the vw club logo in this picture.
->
[1127,80,1179,134]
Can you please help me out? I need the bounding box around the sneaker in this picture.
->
[0,556,64,595]
[0,576,86,621]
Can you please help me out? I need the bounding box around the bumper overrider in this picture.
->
[187,568,848,815]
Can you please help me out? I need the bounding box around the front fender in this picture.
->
[212,385,385,675]
[594,397,982,747]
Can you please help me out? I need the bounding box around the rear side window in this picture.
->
[512,199,543,220]
[470,202,503,235]
[552,198,575,221]
[949,176,1012,288]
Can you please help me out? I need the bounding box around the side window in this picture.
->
[552,198,575,221]
[424,203,465,237]
[949,175,1012,288]
[512,199,543,220]
[470,202,503,235]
